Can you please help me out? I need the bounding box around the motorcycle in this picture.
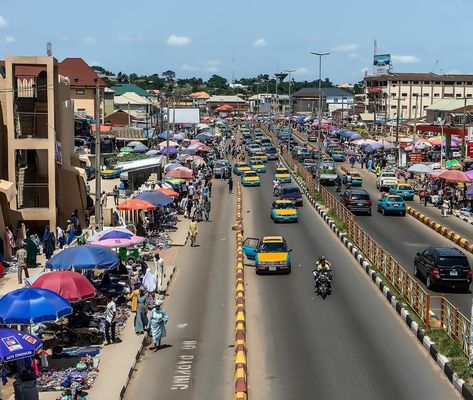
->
[335,183,341,192]
[273,186,281,196]
[314,271,332,299]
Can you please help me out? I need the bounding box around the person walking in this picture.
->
[16,245,28,284]
[147,298,169,351]
[154,253,165,293]
[228,176,234,193]
[113,185,120,206]
[100,191,108,209]
[134,287,148,335]
[104,296,117,345]
[188,217,198,247]
[203,198,211,222]
[208,180,213,197]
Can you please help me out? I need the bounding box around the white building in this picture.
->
[114,92,151,119]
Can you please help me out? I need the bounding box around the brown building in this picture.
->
[104,110,136,126]
[0,56,87,255]
[58,58,106,119]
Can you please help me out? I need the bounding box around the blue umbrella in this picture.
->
[159,131,174,139]
[164,162,183,172]
[136,191,174,207]
[195,133,212,142]
[45,244,119,270]
[0,288,72,324]
[0,328,42,362]
[173,133,185,141]
[133,144,149,153]
[146,149,160,156]
[364,143,384,152]
[160,147,178,155]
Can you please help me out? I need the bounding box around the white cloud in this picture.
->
[252,38,267,48]
[348,53,358,58]
[5,35,15,43]
[167,34,191,47]
[81,36,95,45]
[182,64,219,73]
[392,55,420,64]
[333,44,358,52]
[293,67,311,77]
[61,36,70,42]
[117,34,132,43]
[182,64,198,72]
[0,16,7,28]
[205,60,222,66]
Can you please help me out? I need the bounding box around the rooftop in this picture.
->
[114,92,151,105]
[425,99,473,112]
[59,58,106,87]
[366,72,473,82]
[207,95,246,103]
[111,83,151,97]
[291,87,353,98]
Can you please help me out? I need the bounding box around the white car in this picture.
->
[376,171,399,191]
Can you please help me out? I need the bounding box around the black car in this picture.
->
[341,189,372,215]
[279,186,303,206]
[264,146,278,160]
[414,247,471,291]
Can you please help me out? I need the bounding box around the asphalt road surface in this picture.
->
[242,159,459,400]
[294,129,473,317]
[124,180,235,400]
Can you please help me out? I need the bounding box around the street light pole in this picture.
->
[94,79,102,230]
[310,51,330,191]
[284,69,296,151]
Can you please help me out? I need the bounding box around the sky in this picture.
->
[1,0,472,84]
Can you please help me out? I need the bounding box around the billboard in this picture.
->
[373,54,391,76]
[167,108,200,124]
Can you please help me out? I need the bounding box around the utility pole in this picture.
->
[310,52,330,191]
[283,69,296,150]
[413,93,418,150]
[462,97,467,159]
[166,99,170,164]
[127,102,131,125]
[396,96,401,167]
[94,79,102,230]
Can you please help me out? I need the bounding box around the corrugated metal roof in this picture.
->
[114,92,151,105]
[207,95,246,103]
[426,99,473,111]
[111,83,151,97]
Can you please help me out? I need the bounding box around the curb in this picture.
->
[234,184,248,400]
[406,206,473,255]
[120,264,176,399]
[453,212,473,226]
[264,126,473,399]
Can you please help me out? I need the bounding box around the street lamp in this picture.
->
[437,117,445,166]
[284,69,296,150]
[310,51,330,191]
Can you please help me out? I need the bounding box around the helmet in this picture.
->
[318,256,326,262]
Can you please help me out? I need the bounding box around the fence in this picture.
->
[263,125,470,356]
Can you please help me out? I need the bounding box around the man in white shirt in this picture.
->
[105,296,117,345]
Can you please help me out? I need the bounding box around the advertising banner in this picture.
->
[373,54,391,76]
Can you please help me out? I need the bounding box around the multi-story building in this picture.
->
[58,58,106,119]
[290,88,353,115]
[0,56,87,255]
[365,73,473,121]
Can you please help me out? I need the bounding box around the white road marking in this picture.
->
[177,323,188,329]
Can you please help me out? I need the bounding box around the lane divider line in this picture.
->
[262,126,473,399]
[234,183,248,400]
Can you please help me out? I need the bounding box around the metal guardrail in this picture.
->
[263,125,473,354]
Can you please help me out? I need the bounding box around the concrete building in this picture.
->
[58,58,106,119]
[248,94,290,115]
[114,92,151,119]
[0,56,88,255]
[207,95,248,113]
[291,87,353,115]
[364,73,473,121]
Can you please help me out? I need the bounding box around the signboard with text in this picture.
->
[409,152,423,163]
[373,54,391,76]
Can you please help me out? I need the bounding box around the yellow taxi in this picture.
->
[249,158,266,173]
[242,236,292,274]
[233,162,251,176]
[241,170,261,186]
[274,167,291,183]
[271,200,298,223]
[253,151,268,163]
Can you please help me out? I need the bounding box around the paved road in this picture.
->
[293,128,473,317]
[124,180,235,400]
[242,159,459,399]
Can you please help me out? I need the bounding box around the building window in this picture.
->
[391,105,397,109]
[76,89,85,95]
[444,82,454,86]
[333,98,338,103]
[456,93,462,97]
[401,93,407,97]
[456,82,463,85]
[391,81,398,84]
[467,94,473,98]
[444,93,454,97]
[423,93,429,96]
[467,82,473,86]
[402,105,407,109]
[402,80,409,84]
[78,108,86,112]
[424,81,430,84]
[391,93,397,97]
[434,93,440,97]
[413,80,419,84]
[423,105,428,109]
[435,81,441,85]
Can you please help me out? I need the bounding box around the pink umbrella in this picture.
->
[166,168,193,179]
[465,170,473,180]
[431,169,447,178]
[438,170,471,183]
[91,235,146,248]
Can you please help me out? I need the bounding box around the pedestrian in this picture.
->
[154,253,165,293]
[104,296,117,345]
[147,298,169,351]
[203,198,211,222]
[441,198,449,217]
[188,217,198,247]
[57,226,65,249]
[101,191,108,208]
[424,190,430,207]
[367,158,373,173]
[208,180,212,197]
[133,287,148,335]
[43,226,55,259]
[349,155,356,168]
[16,245,28,284]
[186,196,193,218]
[113,185,119,206]
[26,235,38,268]
[228,176,234,193]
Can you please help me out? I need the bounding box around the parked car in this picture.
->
[101,167,122,179]
[214,160,230,179]
[414,247,471,291]
[279,186,303,206]
[376,170,398,191]
[376,195,406,216]
[389,184,415,200]
[341,189,372,215]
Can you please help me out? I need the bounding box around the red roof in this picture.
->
[0,60,46,77]
[58,58,106,88]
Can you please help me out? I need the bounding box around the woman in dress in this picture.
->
[147,298,168,351]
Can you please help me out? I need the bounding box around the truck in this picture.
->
[376,170,399,191]
[319,161,338,185]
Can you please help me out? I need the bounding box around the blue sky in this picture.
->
[1,0,472,83]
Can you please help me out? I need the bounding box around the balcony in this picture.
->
[16,183,49,209]
[14,111,49,139]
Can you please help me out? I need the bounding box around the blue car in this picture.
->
[377,195,406,216]
[389,184,415,200]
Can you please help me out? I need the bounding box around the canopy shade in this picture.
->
[407,164,432,174]
[31,271,96,302]
[117,199,156,211]
[45,244,119,270]
[0,328,42,362]
[438,170,471,183]
[136,191,174,206]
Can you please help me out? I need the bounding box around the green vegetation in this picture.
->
[327,210,347,232]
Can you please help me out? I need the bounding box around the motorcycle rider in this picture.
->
[335,175,341,192]
[313,256,332,292]
[345,172,352,188]
[273,179,281,195]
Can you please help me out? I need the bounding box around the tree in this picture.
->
[207,74,227,89]
[129,73,138,83]
[162,70,176,82]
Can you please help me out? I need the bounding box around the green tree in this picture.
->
[207,74,228,89]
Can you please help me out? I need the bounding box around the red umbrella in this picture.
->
[117,199,156,211]
[197,145,212,152]
[166,168,193,179]
[438,170,471,183]
[31,271,96,302]
[156,188,179,198]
